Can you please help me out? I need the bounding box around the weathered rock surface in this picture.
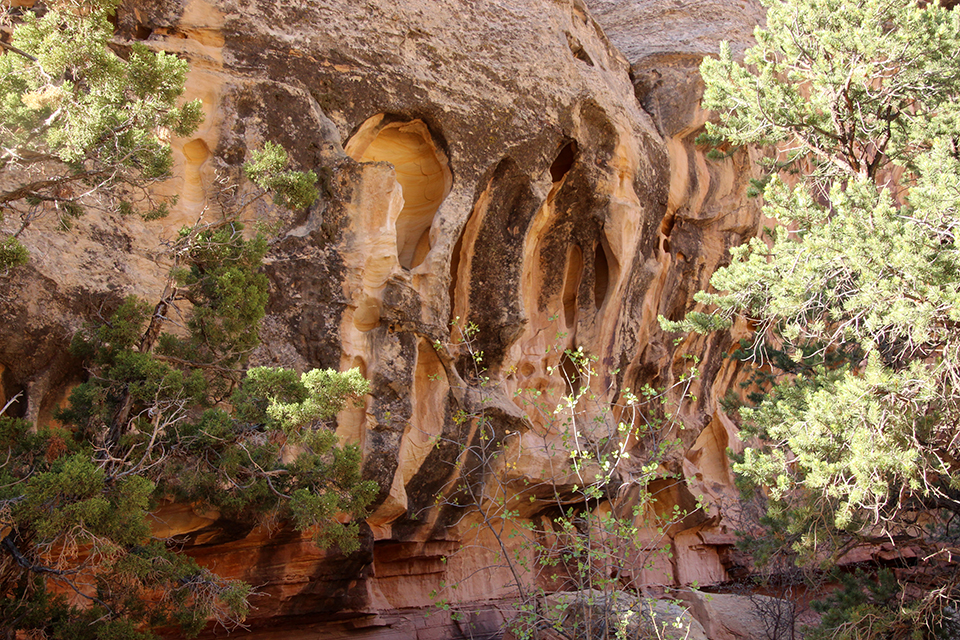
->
[0,0,768,636]
[585,0,763,61]
[679,591,797,640]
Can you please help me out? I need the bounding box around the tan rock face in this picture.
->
[679,591,798,640]
[0,0,768,635]
[345,116,452,271]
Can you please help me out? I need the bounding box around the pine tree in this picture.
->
[662,0,960,634]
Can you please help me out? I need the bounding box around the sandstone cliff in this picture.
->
[0,0,769,636]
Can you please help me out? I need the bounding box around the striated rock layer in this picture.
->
[0,0,769,636]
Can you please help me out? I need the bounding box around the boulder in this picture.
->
[679,591,797,640]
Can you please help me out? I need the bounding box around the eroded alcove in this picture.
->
[182,138,210,210]
[593,239,617,309]
[550,140,578,184]
[562,244,583,328]
[346,116,452,270]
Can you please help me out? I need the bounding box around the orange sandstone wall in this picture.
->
[0,0,769,636]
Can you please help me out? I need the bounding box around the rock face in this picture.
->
[679,591,797,640]
[0,0,768,636]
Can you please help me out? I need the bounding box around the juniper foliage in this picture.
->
[0,2,372,636]
[1,222,376,638]
[0,0,206,269]
[662,0,960,635]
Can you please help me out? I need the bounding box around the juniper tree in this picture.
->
[0,225,375,636]
[0,1,370,637]
[662,0,960,635]
[0,0,203,270]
